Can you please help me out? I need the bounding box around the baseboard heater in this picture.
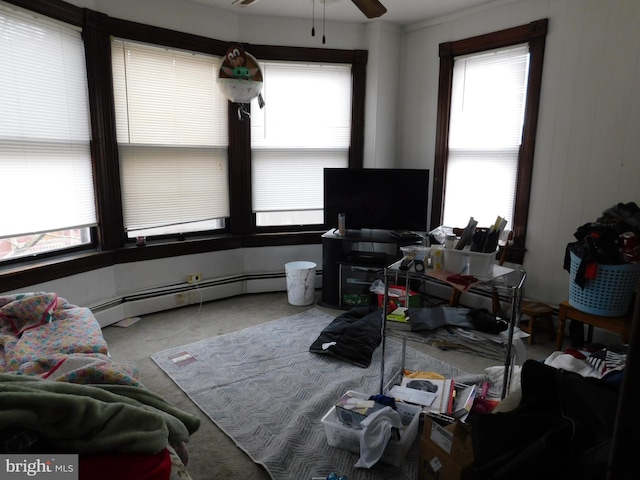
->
[90,272,284,311]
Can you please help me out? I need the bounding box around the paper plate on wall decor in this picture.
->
[217,43,264,114]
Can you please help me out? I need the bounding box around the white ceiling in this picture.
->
[186,0,499,27]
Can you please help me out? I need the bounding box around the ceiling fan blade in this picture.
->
[351,0,387,19]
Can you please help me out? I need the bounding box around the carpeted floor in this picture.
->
[150,308,467,480]
[102,291,557,480]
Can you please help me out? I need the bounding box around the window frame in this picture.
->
[0,2,97,262]
[430,19,548,264]
[230,46,366,235]
[249,59,354,230]
[110,39,231,238]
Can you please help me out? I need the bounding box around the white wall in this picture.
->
[6,245,322,327]
[397,0,640,307]
[363,21,403,168]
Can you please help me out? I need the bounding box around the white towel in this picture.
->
[354,406,402,468]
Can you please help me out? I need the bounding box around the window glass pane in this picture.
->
[254,210,324,227]
[443,148,518,228]
[251,62,352,148]
[252,149,347,211]
[0,5,96,250]
[250,61,352,226]
[112,39,230,237]
[112,40,228,146]
[0,228,91,261]
[119,145,229,232]
[444,44,529,229]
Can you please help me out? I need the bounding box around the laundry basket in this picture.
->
[568,251,640,316]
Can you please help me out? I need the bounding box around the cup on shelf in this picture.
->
[338,213,346,236]
[431,246,444,270]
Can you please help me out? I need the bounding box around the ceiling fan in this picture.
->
[231,0,387,19]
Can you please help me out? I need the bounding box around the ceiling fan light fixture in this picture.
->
[351,0,387,19]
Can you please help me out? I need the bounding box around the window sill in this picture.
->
[0,231,323,292]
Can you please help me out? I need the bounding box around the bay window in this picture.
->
[0,0,366,286]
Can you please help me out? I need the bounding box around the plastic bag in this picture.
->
[369,279,386,295]
[429,225,455,245]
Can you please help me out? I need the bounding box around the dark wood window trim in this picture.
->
[430,19,548,264]
[0,231,323,292]
[0,0,366,289]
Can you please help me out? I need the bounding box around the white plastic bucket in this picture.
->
[285,261,317,306]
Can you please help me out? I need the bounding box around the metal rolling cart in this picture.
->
[378,260,527,400]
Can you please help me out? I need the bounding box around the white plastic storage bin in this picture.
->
[443,248,466,274]
[321,392,421,467]
[444,248,496,277]
[467,250,497,277]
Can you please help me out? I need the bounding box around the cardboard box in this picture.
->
[419,416,474,480]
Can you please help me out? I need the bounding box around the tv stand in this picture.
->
[389,230,423,241]
[320,229,423,309]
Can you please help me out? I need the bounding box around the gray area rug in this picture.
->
[151,308,466,480]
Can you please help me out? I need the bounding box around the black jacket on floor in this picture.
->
[309,307,382,368]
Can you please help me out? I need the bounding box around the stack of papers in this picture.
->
[388,374,481,424]
[389,376,455,418]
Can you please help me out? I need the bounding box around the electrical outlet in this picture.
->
[187,273,202,284]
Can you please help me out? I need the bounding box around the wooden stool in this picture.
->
[555,300,632,351]
[520,301,555,345]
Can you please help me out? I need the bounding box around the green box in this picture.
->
[341,293,371,306]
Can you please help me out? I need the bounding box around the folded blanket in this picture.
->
[0,373,200,455]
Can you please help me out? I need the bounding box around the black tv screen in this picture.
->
[323,168,430,232]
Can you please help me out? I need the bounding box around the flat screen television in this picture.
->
[323,168,430,233]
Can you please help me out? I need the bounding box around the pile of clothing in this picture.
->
[564,202,640,287]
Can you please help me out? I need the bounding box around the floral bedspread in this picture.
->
[0,292,140,386]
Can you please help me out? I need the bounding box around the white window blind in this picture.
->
[443,44,529,229]
[111,39,230,236]
[0,5,95,239]
[250,61,351,226]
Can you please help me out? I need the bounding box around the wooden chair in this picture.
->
[555,300,632,351]
[519,301,555,345]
